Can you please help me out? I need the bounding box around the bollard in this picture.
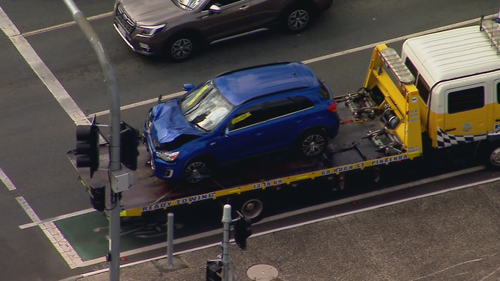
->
[167,213,174,267]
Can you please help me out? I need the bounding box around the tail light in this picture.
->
[327,103,337,113]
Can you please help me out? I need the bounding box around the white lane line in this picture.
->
[85,13,497,117]
[58,165,487,268]
[302,14,496,64]
[22,12,113,37]
[255,177,500,237]
[16,196,83,269]
[0,168,16,191]
[0,6,90,127]
[89,91,183,118]
[19,208,96,229]
[258,165,486,224]
[73,175,500,278]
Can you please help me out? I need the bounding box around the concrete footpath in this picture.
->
[67,179,500,281]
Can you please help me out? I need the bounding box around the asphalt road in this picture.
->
[0,0,499,280]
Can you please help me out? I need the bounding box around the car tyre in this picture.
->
[183,158,211,184]
[281,5,312,33]
[297,129,328,157]
[482,142,500,171]
[165,33,199,62]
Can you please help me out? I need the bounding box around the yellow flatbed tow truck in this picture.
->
[67,18,500,221]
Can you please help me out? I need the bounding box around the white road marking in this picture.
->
[0,168,16,191]
[302,15,495,64]
[19,208,96,229]
[258,166,486,223]
[16,196,82,269]
[85,13,497,117]
[0,6,90,127]
[72,175,500,278]
[22,12,113,37]
[51,165,487,268]
[89,91,184,118]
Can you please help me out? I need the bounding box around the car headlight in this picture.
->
[137,24,166,36]
[156,151,179,162]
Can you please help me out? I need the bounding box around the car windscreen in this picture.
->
[180,80,234,132]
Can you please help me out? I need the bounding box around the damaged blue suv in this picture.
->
[143,62,340,183]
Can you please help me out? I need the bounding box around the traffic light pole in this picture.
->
[62,1,122,280]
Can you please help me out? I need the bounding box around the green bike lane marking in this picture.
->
[53,209,221,267]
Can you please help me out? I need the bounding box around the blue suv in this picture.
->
[143,62,340,183]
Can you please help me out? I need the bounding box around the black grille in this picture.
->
[115,4,136,34]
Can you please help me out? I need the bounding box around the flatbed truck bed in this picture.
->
[68,94,417,218]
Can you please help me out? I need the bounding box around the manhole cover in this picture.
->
[247,264,279,280]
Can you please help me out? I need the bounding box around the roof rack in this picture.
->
[480,16,500,54]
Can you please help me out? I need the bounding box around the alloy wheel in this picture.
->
[288,9,309,31]
[301,133,325,156]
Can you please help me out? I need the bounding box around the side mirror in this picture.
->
[183,83,195,91]
[224,127,230,137]
[209,5,222,14]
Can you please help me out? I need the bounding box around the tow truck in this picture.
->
[68,17,500,221]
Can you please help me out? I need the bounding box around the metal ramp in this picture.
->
[480,17,500,54]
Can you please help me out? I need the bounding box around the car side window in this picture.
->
[290,96,314,110]
[266,98,298,119]
[228,103,266,131]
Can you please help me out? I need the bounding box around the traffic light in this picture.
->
[76,118,100,178]
[120,122,140,171]
[88,184,105,212]
[233,214,252,250]
[206,260,222,281]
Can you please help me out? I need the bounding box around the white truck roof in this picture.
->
[403,21,500,87]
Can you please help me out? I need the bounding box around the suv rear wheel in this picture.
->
[297,129,328,157]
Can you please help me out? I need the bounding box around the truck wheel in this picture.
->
[183,158,211,184]
[281,5,312,33]
[235,198,264,223]
[483,142,500,171]
[165,33,198,62]
[297,129,328,157]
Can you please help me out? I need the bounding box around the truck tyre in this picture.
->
[234,198,265,223]
[482,142,500,171]
[183,158,211,184]
[165,33,199,62]
[281,5,312,33]
[297,129,328,157]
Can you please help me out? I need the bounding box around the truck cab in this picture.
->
[401,19,500,151]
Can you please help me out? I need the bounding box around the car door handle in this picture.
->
[210,142,216,146]
[444,128,456,132]
[239,5,249,10]
[496,119,500,122]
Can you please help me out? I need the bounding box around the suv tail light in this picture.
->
[327,103,337,113]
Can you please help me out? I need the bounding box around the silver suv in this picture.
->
[113,0,333,62]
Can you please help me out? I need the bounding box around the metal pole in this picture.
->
[167,213,174,267]
[222,204,231,281]
[62,1,122,281]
